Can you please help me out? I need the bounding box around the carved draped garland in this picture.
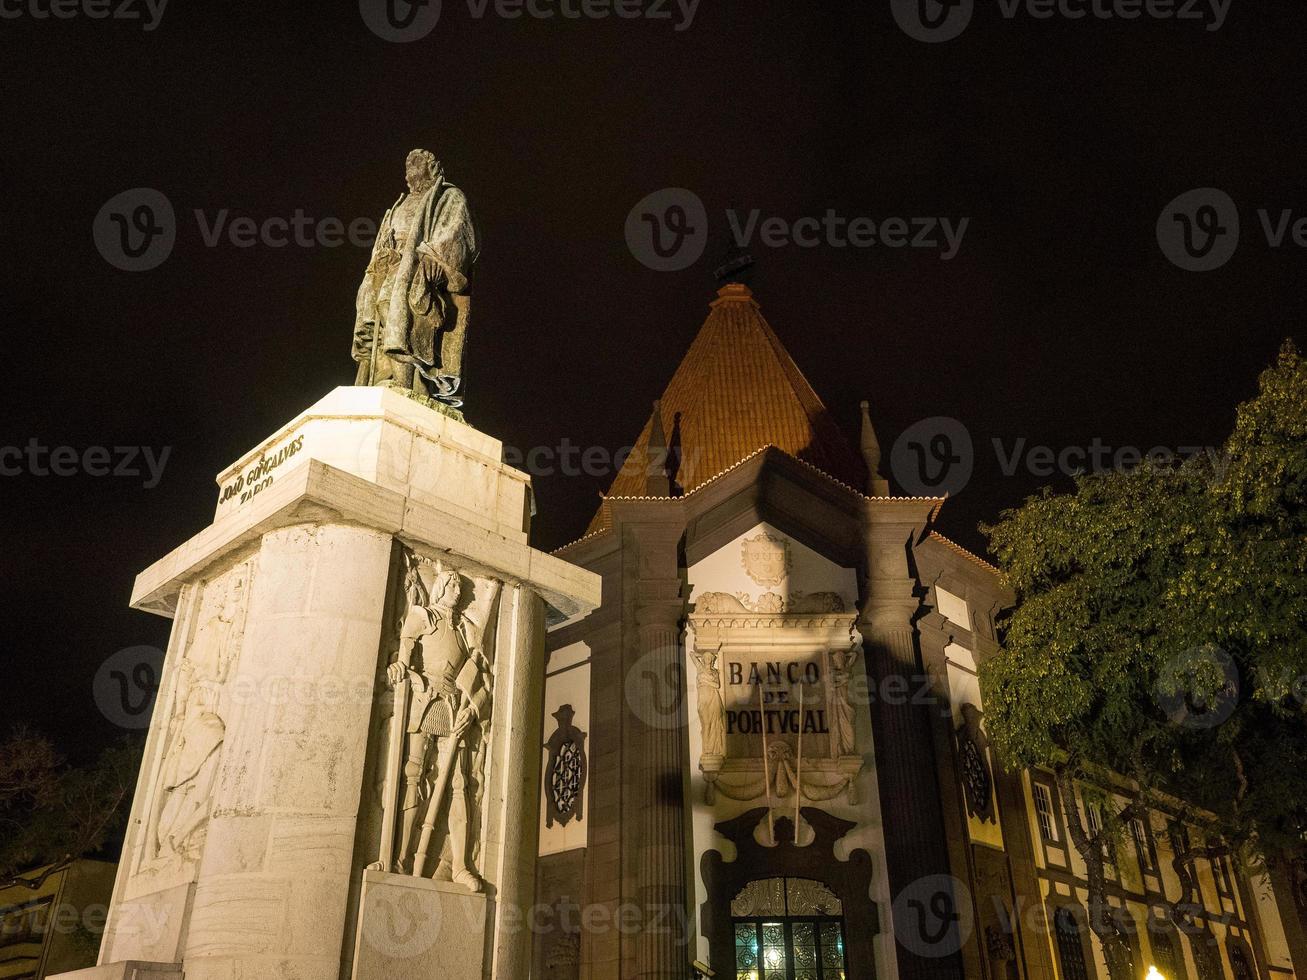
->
[689,591,864,806]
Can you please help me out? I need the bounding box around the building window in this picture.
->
[1131,818,1158,873]
[732,878,847,980]
[1085,801,1113,865]
[1188,930,1224,980]
[1227,940,1256,980]
[1214,856,1233,900]
[1033,782,1059,843]
[1149,924,1185,980]
[1053,907,1091,980]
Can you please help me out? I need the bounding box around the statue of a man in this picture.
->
[353,149,479,408]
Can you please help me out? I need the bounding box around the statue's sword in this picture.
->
[413,728,463,878]
[376,668,410,873]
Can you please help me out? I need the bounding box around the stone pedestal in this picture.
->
[58,388,600,980]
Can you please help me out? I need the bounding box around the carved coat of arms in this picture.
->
[741,532,791,587]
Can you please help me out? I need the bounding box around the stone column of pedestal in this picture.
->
[859,516,965,980]
[182,523,394,980]
[485,585,547,979]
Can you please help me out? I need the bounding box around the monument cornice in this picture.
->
[131,458,599,621]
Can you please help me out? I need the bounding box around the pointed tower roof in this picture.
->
[587,282,866,533]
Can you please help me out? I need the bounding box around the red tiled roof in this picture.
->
[587,283,866,533]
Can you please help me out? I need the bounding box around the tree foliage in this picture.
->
[0,726,141,890]
[978,342,1307,976]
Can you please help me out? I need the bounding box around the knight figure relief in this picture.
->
[372,550,502,893]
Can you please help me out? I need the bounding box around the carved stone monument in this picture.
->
[55,235,599,980]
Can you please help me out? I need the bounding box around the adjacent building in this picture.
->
[0,861,116,980]
[530,279,1307,980]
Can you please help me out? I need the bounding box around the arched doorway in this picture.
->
[730,877,848,979]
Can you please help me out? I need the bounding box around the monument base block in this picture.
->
[51,964,182,980]
[354,870,489,980]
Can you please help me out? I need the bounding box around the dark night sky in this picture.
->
[1,0,1302,756]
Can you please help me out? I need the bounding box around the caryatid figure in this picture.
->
[386,564,489,892]
[353,148,479,407]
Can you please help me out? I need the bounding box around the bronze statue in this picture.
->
[353,149,479,408]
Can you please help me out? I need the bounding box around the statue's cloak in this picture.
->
[357,176,479,383]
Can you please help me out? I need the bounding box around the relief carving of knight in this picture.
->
[376,554,499,892]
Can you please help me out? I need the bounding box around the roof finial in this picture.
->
[645,400,672,497]
[713,234,755,286]
[860,400,890,496]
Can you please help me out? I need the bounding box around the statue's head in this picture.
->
[405,149,442,194]
[432,568,461,609]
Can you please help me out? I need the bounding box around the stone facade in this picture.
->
[533,282,1307,980]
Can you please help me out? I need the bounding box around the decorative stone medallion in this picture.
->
[544,704,588,829]
[741,532,791,587]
